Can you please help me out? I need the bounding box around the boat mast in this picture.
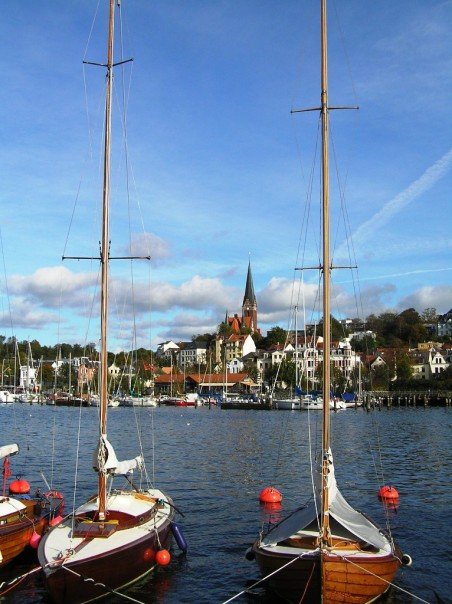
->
[98,0,115,522]
[320,0,332,547]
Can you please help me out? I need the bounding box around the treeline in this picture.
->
[1,306,446,364]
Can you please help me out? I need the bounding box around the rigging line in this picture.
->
[70,398,85,540]
[0,226,15,339]
[82,0,102,63]
[369,407,395,536]
[331,0,360,108]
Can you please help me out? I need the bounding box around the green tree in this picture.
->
[262,326,287,348]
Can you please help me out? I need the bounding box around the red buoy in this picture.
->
[29,531,41,549]
[155,549,171,566]
[9,479,31,494]
[259,487,282,504]
[49,515,63,527]
[378,485,399,500]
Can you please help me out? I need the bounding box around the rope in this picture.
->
[224,548,430,604]
[0,565,41,597]
[222,550,314,604]
[61,565,145,603]
[330,551,431,604]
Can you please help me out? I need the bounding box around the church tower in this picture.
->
[242,260,258,334]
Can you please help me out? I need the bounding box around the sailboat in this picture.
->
[1,444,64,567]
[38,2,179,601]
[250,2,408,602]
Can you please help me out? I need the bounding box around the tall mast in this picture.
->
[320,0,332,546]
[98,0,115,522]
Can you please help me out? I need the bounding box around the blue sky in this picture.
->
[0,0,451,351]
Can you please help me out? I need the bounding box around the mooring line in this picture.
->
[61,565,145,603]
[222,550,313,603]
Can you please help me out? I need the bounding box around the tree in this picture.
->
[421,307,438,323]
[350,334,376,354]
[370,364,390,391]
[316,316,345,340]
[218,322,232,336]
[395,351,413,381]
[262,326,287,348]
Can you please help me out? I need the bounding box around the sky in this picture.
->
[0,0,451,352]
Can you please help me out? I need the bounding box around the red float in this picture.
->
[259,486,282,504]
[9,479,31,494]
[49,515,63,527]
[29,531,41,549]
[155,549,171,566]
[378,485,399,500]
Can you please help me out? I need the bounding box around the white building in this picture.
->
[178,342,207,368]
[156,340,180,359]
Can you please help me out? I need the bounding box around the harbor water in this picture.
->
[0,404,450,603]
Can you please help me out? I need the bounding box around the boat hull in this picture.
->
[253,544,400,604]
[0,495,64,567]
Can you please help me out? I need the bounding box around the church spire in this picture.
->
[242,259,256,306]
[242,259,258,333]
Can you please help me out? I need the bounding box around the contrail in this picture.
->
[338,266,452,284]
[337,148,452,256]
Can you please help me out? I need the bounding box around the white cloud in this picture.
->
[398,285,452,314]
[7,266,98,308]
[125,232,171,264]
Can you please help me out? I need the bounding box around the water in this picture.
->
[0,404,450,603]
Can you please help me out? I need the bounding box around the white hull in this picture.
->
[274,399,301,410]
[120,396,157,407]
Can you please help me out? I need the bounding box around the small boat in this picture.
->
[274,398,301,410]
[250,2,407,601]
[0,444,64,567]
[38,2,179,601]
[120,395,157,407]
[0,390,15,404]
[300,396,346,411]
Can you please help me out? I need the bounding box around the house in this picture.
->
[156,340,180,359]
[409,347,449,380]
[437,309,452,338]
[177,341,207,368]
[224,333,256,362]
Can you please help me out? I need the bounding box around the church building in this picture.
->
[226,260,260,335]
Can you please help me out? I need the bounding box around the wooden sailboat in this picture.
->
[38,2,179,601]
[251,2,408,602]
[1,444,64,567]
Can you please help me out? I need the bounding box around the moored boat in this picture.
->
[0,443,64,567]
[37,2,182,600]
[250,1,407,601]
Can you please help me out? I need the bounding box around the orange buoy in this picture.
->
[155,549,171,566]
[378,485,399,500]
[29,531,41,549]
[259,486,282,504]
[49,515,63,527]
[9,479,31,494]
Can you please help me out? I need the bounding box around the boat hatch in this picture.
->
[73,519,119,539]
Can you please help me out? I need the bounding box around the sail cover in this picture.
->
[93,436,143,475]
[262,449,389,551]
[0,444,19,460]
